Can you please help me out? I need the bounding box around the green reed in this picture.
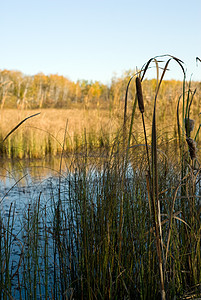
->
[0,145,200,299]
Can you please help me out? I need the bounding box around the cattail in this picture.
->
[186,137,197,160]
[136,77,144,114]
[185,118,195,136]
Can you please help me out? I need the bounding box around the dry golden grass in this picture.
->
[0,108,115,136]
[0,108,123,158]
[0,92,199,159]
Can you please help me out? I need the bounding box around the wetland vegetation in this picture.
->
[0,55,201,299]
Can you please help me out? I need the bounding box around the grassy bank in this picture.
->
[0,95,200,160]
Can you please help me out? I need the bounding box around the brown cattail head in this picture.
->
[186,137,197,160]
[136,77,144,114]
[185,118,195,136]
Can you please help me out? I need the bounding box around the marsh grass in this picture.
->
[0,109,121,159]
[1,145,200,299]
[0,55,200,299]
[0,82,200,160]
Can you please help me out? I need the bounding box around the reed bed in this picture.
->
[0,55,200,299]
[0,78,200,160]
[0,146,200,299]
[0,108,121,159]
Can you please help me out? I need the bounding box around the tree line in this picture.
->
[0,69,200,109]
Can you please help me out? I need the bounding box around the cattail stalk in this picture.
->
[136,77,144,113]
[186,137,197,160]
[185,118,195,137]
[136,76,166,300]
[136,77,150,175]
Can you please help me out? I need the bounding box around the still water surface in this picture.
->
[0,158,70,298]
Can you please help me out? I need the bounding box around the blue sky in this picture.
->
[1,0,201,84]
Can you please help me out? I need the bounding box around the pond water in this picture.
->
[0,155,126,298]
[0,158,62,231]
[0,158,71,298]
[0,155,201,299]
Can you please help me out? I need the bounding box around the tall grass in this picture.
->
[0,109,120,159]
[1,147,200,299]
[0,55,200,299]
[125,55,201,299]
[0,79,200,160]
